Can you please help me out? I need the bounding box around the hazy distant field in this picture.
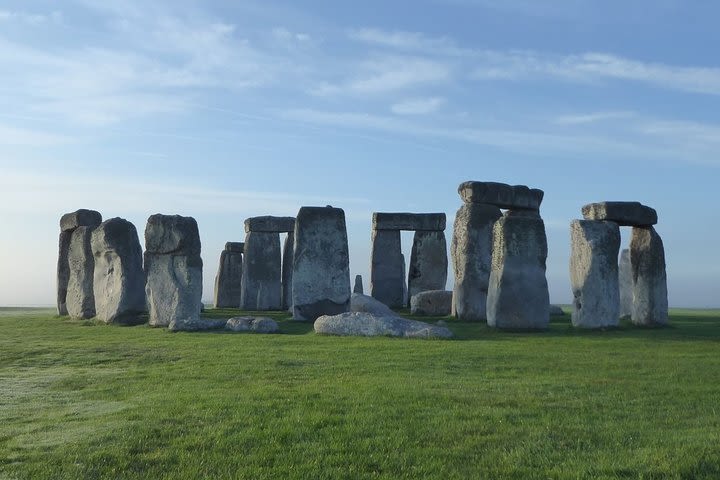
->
[1,307,719,479]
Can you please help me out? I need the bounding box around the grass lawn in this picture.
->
[1,307,719,479]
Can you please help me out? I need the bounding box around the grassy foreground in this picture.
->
[1,307,719,479]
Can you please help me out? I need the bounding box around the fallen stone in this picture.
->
[66,226,97,319]
[630,227,668,326]
[619,248,632,319]
[281,232,294,311]
[244,216,295,233]
[408,231,448,305]
[549,305,564,316]
[214,249,243,308]
[410,290,452,316]
[314,312,453,338]
[372,212,446,231]
[168,318,227,332]
[240,231,282,311]
[353,275,364,294]
[350,293,397,317]
[581,202,657,227]
[60,209,102,232]
[226,316,280,333]
[458,181,544,210]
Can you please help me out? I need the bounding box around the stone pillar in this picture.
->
[240,232,282,311]
[91,218,146,325]
[292,206,351,321]
[569,220,620,328]
[408,231,448,305]
[353,275,364,294]
[618,249,632,319]
[214,242,243,308]
[630,227,668,326]
[66,226,97,319]
[370,229,404,308]
[57,209,102,315]
[487,212,549,329]
[282,232,294,311]
[401,254,408,307]
[451,203,502,321]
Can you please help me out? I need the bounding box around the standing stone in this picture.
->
[282,232,294,311]
[370,229,404,308]
[66,226,97,319]
[292,206,351,321]
[487,213,550,329]
[57,209,102,315]
[353,275,364,294]
[241,232,282,311]
[214,243,243,308]
[569,220,621,328]
[451,203,503,321]
[91,218,146,325]
[619,248,632,319]
[408,231,448,305]
[630,227,668,326]
[144,214,203,330]
[401,254,408,307]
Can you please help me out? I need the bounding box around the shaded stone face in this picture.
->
[630,226,668,326]
[353,275,364,294]
[60,209,102,233]
[240,231,282,311]
[370,229,404,308]
[619,249,632,319]
[282,232,294,311]
[408,231,448,304]
[410,290,453,316]
[458,181,544,210]
[581,202,658,227]
[292,206,351,321]
[57,209,102,315]
[372,212,446,231]
[487,214,549,330]
[244,216,295,233]
[214,250,243,309]
[451,203,503,321]
[225,242,244,253]
[570,220,621,329]
[144,214,201,256]
[66,226,97,320]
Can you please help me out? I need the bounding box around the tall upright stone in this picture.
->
[619,248,632,319]
[353,275,364,294]
[370,229,404,308]
[66,226,97,319]
[451,203,502,321]
[630,226,668,326]
[144,214,203,329]
[401,254,408,307]
[91,218,146,325]
[569,220,621,328]
[57,209,102,315]
[408,231,448,304]
[214,242,243,308]
[241,232,282,310]
[282,232,294,311]
[487,212,550,329]
[292,206,351,321]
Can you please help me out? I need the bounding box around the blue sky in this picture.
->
[1,0,719,307]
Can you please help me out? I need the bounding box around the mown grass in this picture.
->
[1,307,719,479]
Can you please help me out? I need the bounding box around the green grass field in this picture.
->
[1,307,719,479]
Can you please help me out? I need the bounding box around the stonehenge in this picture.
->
[410,290,453,316]
[618,249,632,318]
[353,275,364,294]
[630,226,668,326]
[214,242,244,308]
[370,212,448,308]
[66,226,98,319]
[282,233,294,311]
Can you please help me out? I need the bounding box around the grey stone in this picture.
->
[570,220,621,329]
[451,203,503,321]
[581,202,657,227]
[60,209,102,232]
[370,229,404,308]
[91,218,146,325]
[240,232,282,311]
[282,232,294,311]
[168,318,226,332]
[57,209,102,315]
[292,206,351,321]
[314,312,453,338]
[408,231,448,305]
[487,214,550,329]
[353,275,364,294]
[619,248,632,319]
[226,316,280,333]
[214,249,243,308]
[244,216,295,233]
[458,181,544,210]
[350,293,397,317]
[402,254,408,307]
[549,305,565,316]
[225,242,244,253]
[372,212,446,231]
[66,226,97,319]
[410,290,453,316]
[630,227,668,326]
[144,214,201,255]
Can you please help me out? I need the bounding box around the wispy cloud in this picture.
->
[0,9,63,25]
[554,111,635,125]
[391,97,445,115]
[348,28,472,56]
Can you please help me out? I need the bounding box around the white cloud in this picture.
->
[554,111,635,125]
[348,28,471,56]
[391,97,445,115]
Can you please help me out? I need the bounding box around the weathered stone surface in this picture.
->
[549,305,565,316]
[630,227,668,326]
[168,318,226,332]
[581,202,657,227]
[314,312,453,338]
[214,249,243,308]
[144,214,201,255]
[60,209,102,232]
[408,231,448,304]
[226,316,280,333]
[353,275,364,294]
[451,203,503,321]
[458,181,544,210]
[225,242,244,253]
[240,232,282,311]
[350,293,397,317]
[66,226,97,319]
[487,214,550,329]
[244,216,295,233]
[292,206,351,321]
[570,220,621,329]
[370,229,404,308]
[372,213,446,231]
[281,232,294,311]
[619,248,632,319]
[91,218,146,325]
[401,254,408,307]
[410,290,453,316]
